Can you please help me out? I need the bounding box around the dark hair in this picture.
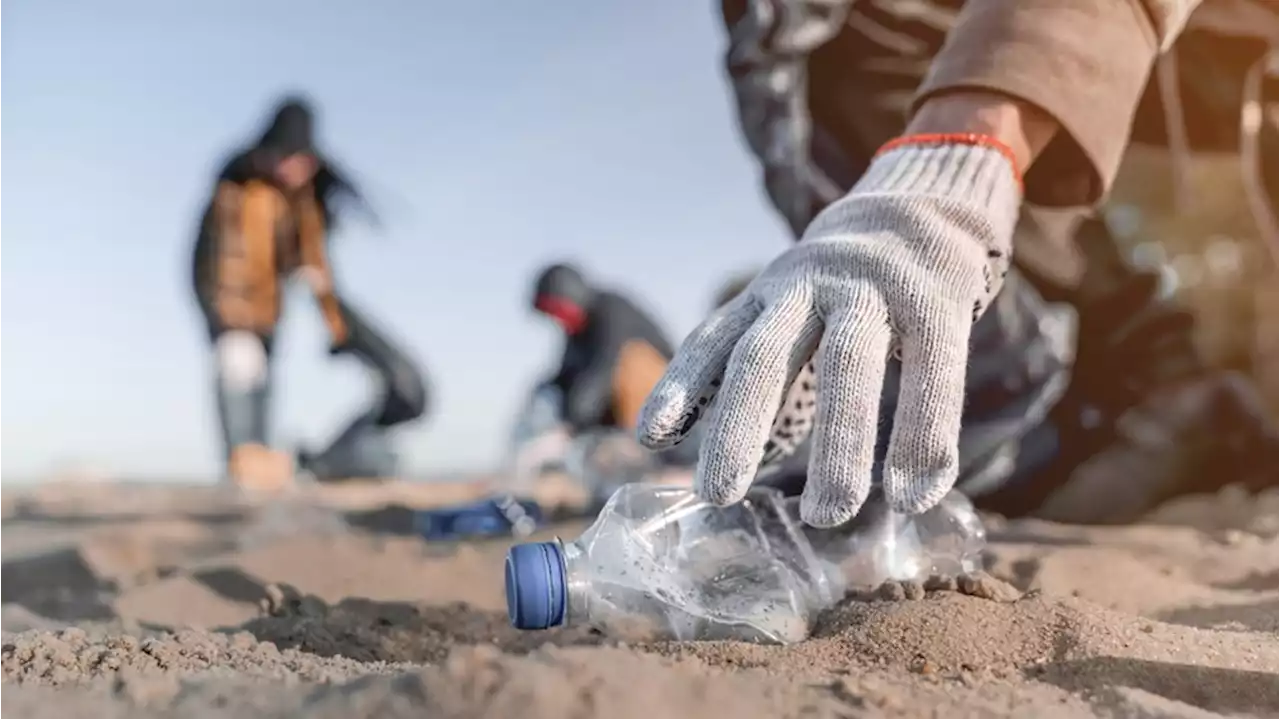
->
[218,94,377,230]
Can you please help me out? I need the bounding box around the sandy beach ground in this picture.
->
[1,477,1276,718]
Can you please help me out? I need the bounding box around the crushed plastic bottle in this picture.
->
[798,489,987,592]
[504,484,986,644]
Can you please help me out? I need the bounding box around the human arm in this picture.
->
[638,0,1207,527]
[295,192,350,349]
[912,0,1205,205]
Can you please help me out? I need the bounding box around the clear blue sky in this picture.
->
[1,0,794,481]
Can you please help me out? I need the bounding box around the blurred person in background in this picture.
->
[529,263,702,467]
[636,0,1277,527]
[531,263,674,436]
[191,96,428,490]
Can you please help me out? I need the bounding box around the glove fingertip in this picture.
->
[637,374,725,449]
[693,465,753,507]
[882,466,956,515]
[637,433,680,451]
[635,394,693,449]
[799,489,861,528]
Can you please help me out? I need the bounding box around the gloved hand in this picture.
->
[636,139,1023,527]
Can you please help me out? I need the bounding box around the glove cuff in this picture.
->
[853,139,1023,233]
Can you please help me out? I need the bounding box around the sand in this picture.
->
[2,478,1276,719]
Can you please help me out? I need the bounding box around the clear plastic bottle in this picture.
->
[798,489,987,591]
[504,484,986,644]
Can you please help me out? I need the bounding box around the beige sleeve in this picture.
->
[913,0,1205,207]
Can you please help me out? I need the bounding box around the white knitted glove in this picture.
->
[637,141,1022,527]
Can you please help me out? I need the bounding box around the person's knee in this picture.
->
[215,331,269,392]
[399,370,429,422]
[611,339,670,430]
[380,361,429,426]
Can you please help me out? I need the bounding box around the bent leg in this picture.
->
[610,339,670,432]
[339,300,429,428]
[302,300,428,482]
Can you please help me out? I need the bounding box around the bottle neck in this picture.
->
[560,540,593,628]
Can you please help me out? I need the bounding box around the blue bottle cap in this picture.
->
[504,541,567,630]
